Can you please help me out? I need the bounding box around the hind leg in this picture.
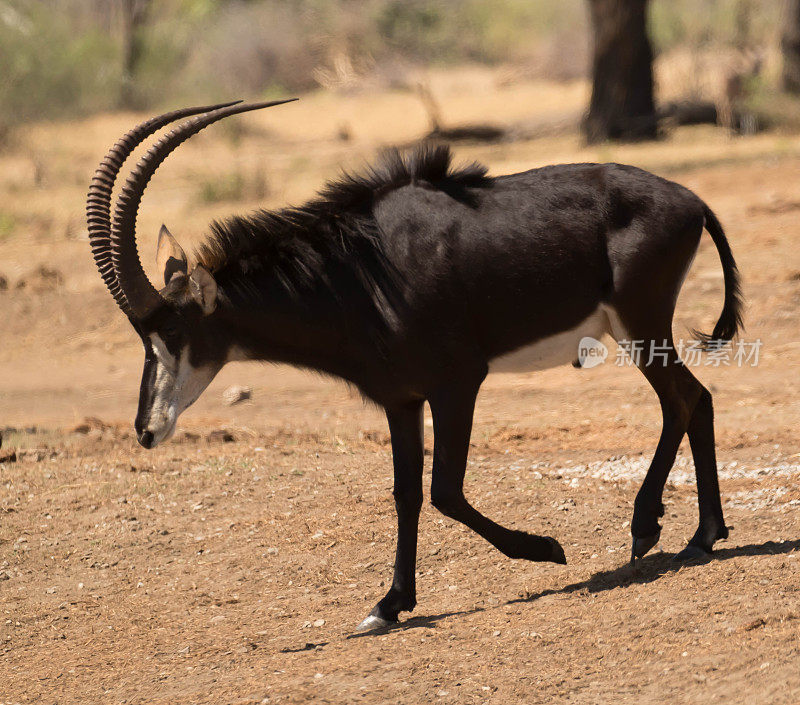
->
[605,216,726,558]
[675,388,729,559]
[605,305,697,558]
[629,347,701,559]
[624,334,728,560]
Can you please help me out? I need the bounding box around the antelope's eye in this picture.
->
[158,323,183,352]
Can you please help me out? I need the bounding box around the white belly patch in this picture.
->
[488,306,616,373]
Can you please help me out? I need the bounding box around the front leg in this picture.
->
[357,400,424,631]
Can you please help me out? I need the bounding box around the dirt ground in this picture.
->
[1,70,800,704]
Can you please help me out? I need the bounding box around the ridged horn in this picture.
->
[86,101,243,319]
[109,99,297,320]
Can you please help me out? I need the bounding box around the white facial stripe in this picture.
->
[175,349,217,413]
[143,333,220,446]
[150,332,177,375]
[144,333,180,444]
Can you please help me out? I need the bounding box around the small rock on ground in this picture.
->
[223,385,252,406]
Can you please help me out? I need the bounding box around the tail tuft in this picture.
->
[693,204,743,351]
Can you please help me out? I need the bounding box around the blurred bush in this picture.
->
[0,1,119,138]
[0,0,790,137]
[196,167,269,204]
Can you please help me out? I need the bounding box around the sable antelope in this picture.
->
[87,101,742,631]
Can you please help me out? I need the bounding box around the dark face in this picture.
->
[134,276,228,448]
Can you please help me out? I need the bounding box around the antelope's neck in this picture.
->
[213,273,383,384]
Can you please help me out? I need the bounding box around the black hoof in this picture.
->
[506,533,566,563]
[630,533,660,562]
[370,587,415,625]
[674,544,711,562]
[547,537,567,565]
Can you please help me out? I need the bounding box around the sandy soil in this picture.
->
[1,70,800,703]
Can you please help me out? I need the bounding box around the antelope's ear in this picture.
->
[188,265,218,315]
[156,224,188,285]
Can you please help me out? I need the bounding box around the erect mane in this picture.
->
[318,142,489,210]
[195,143,490,274]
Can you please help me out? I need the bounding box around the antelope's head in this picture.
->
[132,224,227,448]
[86,100,294,448]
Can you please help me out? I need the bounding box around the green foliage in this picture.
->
[459,0,585,62]
[198,172,247,204]
[0,211,15,241]
[370,0,586,64]
[375,2,446,60]
[649,0,783,53]
[197,168,269,204]
[0,1,119,133]
[747,84,800,132]
[126,14,195,108]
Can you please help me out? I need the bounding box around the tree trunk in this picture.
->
[583,0,657,143]
[120,0,151,109]
[782,0,800,94]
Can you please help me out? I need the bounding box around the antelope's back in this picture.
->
[373,164,616,358]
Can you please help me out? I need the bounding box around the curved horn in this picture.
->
[110,99,297,320]
[87,101,243,318]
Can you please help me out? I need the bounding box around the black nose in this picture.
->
[138,430,155,449]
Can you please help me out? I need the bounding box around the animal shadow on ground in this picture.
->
[283,540,799,647]
[361,539,800,636]
[510,538,800,605]
[279,611,476,651]
[346,610,479,639]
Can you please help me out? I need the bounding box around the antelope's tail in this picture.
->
[693,204,744,349]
